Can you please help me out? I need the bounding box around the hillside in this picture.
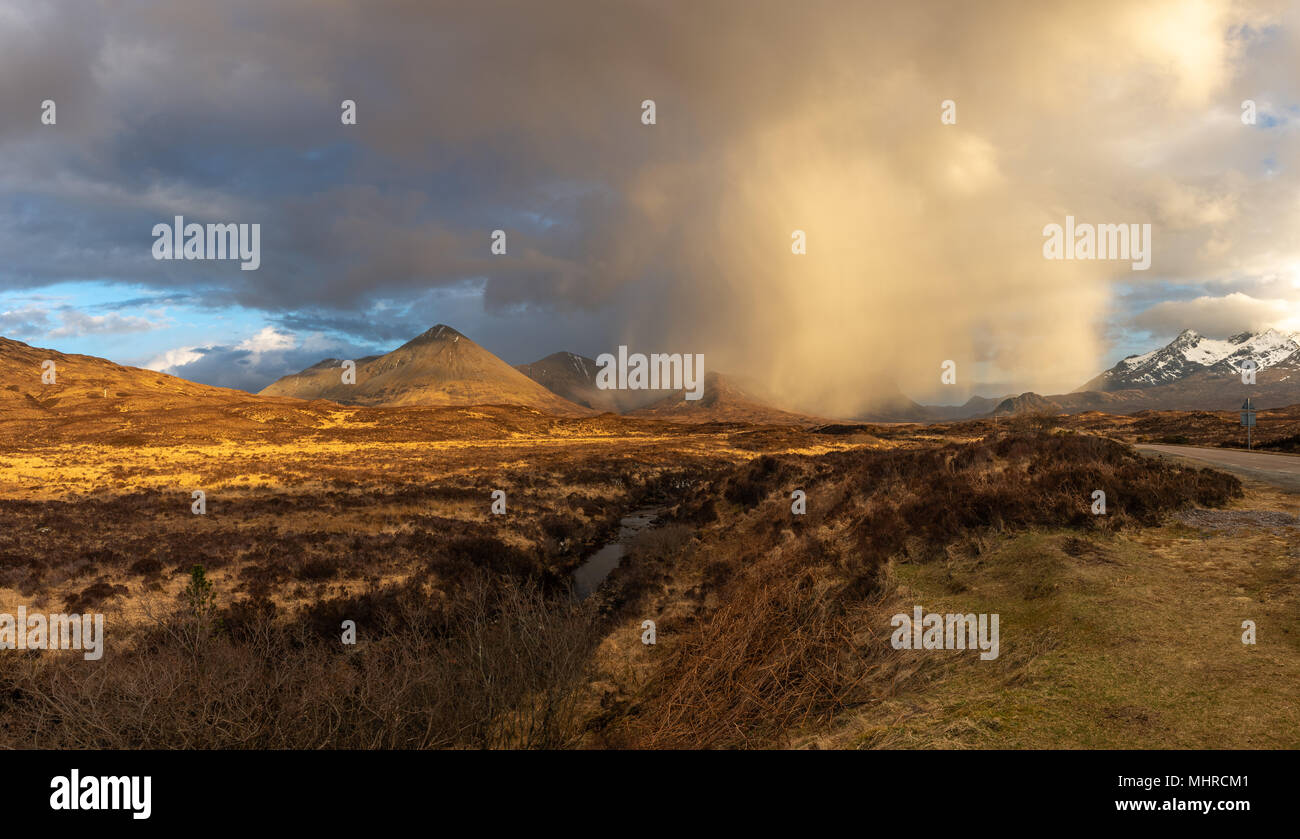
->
[0,335,320,443]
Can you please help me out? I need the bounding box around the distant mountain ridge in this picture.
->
[15,323,1300,425]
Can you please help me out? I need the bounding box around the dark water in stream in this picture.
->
[571,508,660,599]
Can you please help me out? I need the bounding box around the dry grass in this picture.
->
[604,430,1242,748]
[0,573,601,749]
[0,410,1276,750]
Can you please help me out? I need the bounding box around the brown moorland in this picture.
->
[1,341,1296,749]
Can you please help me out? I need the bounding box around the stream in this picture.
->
[571,507,660,599]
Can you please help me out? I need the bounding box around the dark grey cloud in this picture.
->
[2,0,1299,411]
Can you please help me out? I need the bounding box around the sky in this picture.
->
[1,0,1298,411]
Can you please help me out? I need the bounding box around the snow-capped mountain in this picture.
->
[1077,328,1300,392]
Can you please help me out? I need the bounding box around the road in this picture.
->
[1137,443,1300,494]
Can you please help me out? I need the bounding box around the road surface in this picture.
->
[1137,444,1300,494]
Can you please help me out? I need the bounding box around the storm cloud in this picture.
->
[2,0,1299,408]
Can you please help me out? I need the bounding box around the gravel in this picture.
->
[1175,508,1300,533]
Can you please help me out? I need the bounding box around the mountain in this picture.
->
[1079,328,1300,391]
[260,325,591,415]
[514,351,670,412]
[628,371,829,425]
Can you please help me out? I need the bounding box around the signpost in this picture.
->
[1241,398,1256,450]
